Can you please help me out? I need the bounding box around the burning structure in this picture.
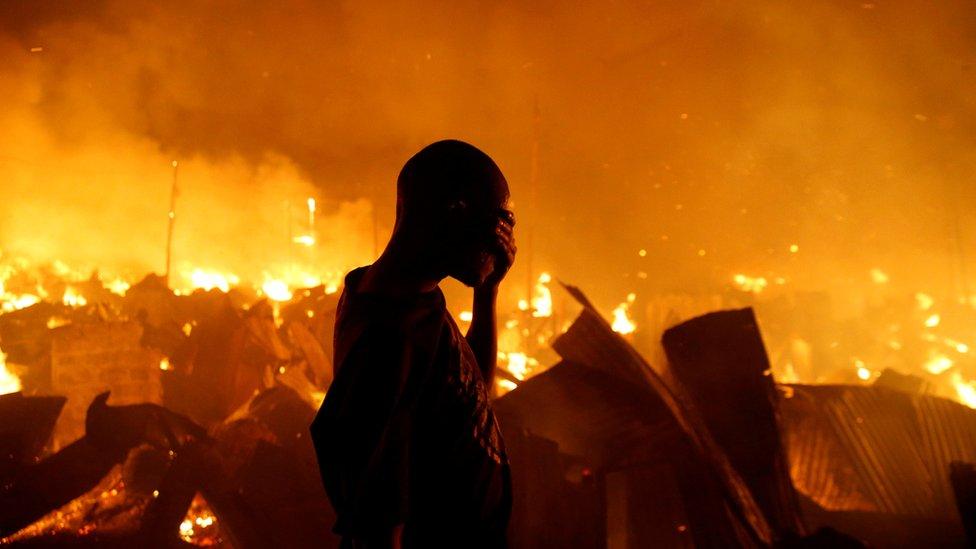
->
[3,0,976,547]
[2,265,976,546]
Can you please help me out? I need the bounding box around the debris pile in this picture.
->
[2,266,976,547]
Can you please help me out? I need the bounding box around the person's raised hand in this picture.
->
[480,210,516,290]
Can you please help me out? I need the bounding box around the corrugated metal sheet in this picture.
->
[781,384,976,520]
[494,359,678,470]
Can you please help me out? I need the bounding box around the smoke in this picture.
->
[1,1,975,309]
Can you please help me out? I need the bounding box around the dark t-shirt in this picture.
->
[310,266,511,548]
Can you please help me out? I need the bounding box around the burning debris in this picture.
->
[0,256,345,547]
[0,253,976,547]
[3,252,976,546]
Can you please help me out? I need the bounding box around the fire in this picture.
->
[292,234,316,247]
[105,278,130,296]
[179,493,220,546]
[261,279,293,302]
[732,273,768,294]
[505,352,529,380]
[497,379,518,394]
[952,372,976,409]
[1,293,39,313]
[924,314,941,328]
[1,273,40,313]
[611,293,637,335]
[854,359,872,381]
[62,287,87,308]
[186,268,239,293]
[0,352,22,395]
[531,273,553,318]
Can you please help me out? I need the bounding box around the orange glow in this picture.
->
[611,293,637,335]
[179,493,220,546]
[870,268,889,285]
[530,273,553,318]
[732,273,768,294]
[62,287,87,307]
[925,354,954,375]
[0,352,21,395]
[186,269,239,293]
[952,373,976,410]
[262,279,293,302]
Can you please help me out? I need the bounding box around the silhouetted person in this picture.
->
[310,140,516,548]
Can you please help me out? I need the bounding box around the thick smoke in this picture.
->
[1,1,974,309]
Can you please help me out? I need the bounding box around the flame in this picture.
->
[952,372,976,409]
[778,361,801,383]
[105,278,130,296]
[1,274,40,312]
[924,313,941,328]
[854,359,872,381]
[62,287,87,307]
[0,352,22,395]
[262,279,293,302]
[159,357,171,371]
[496,378,518,396]
[505,352,529,380]
[47,316,70,329]
[292,234,316,246]
[186,268,239,293]
[1,293,39,313]
[732,273,768,294]
[611,293,637,335]
[531,272,553,318]
[179,493,220,545]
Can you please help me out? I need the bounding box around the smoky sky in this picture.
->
[2,0,975,312]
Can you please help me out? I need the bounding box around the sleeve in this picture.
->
[311,322,430,538]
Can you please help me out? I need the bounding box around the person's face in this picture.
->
[445,185,511,287]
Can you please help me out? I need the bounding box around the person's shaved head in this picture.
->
[390,140,512,287]
[396,139,509,222]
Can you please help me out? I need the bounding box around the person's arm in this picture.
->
[467,285,500,385]
[467,212,516,386]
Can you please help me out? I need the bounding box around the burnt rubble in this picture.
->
[1,277,975,547]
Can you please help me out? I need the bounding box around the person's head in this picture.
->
[393,139,511,287]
